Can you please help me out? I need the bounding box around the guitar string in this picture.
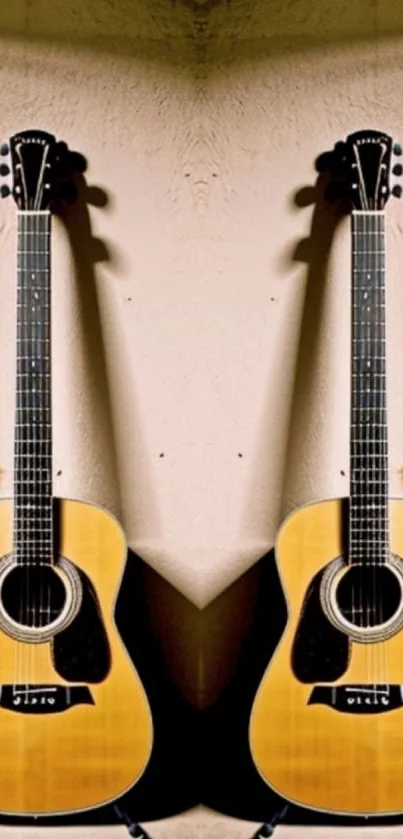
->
[25,210,33,695]
[25,210,33,696]
[373,210,386,695]
[367,209,374,691]
[16,212,52,697]
[14,212,21,699]
[379,208,388,694]
[352,211,389,697]
[43,209,52,640]
[372,210,380,693]
[380,208,389,694]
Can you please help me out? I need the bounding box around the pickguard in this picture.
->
[53,566,111,683]
[291,565,350,683]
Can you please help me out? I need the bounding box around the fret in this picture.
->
[16,322,50,328]
[350,453,388,459]
[15,423,51,429]
[15,514,52,520]
[16,407,51,412]
[351,406,387,411]
[352,424,386,428]
[15,481,51,486]
[14,442,51,447]
[351,482,388,487]
[17,539,52,556]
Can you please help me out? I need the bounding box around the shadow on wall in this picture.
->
[0,0,197,64]
[55,165,162,542]
[3,0,403,65]
[236,170,346,566]
[57,174,123,522]
[0,178,200,827]
[198,0,403,64]
[200,177,403,827]
[279,174,346,518]
[201,176,340,824]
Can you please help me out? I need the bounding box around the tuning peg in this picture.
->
[394,143,403,156]
[315,151,334,173]
[334,141,347,158]
[0,185,10,198]
[392,185,402,198]
[0,143,9,156]
[55,141,68,156]
[393,163,403,176]
[0,164,9,176]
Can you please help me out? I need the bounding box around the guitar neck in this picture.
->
[13,210,53,566]
[349,209,389,565]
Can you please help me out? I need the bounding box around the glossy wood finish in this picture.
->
[0,497,152,816]
[249,497,403,815]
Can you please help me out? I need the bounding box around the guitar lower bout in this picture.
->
[0,497,153,816]
[249,497,403,816]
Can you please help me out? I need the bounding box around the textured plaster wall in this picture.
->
[202,0,403,835]
[0,0,202,605]
[199,2,403,607]
[2,0,403,837]
[0,3,201,837]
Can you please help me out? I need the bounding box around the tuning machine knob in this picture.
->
[0,185,10,198]
[0,143,9,157]
[394,143,403,156]
[0,164,9,176]
[392,184,402,198]
[393,163,403,176]
[54,141,68,156]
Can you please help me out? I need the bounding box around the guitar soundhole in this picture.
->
[1,566,67,628]
[336,565,402,628]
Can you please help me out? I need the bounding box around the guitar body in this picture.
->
[0,497,152,816]
[249,498,403,816]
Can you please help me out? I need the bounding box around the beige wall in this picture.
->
[2,0,403,837]
[201,1,403,836]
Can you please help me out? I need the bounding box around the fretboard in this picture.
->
[349,210,388,566]
[13,211,53,566]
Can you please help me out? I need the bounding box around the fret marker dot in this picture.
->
[367,274,371,280]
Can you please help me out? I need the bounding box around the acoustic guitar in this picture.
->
[0,130,153,815]
[249,129,403,815]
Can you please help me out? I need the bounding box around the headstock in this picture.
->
[0,130,85,211]
[320,130,402,211]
